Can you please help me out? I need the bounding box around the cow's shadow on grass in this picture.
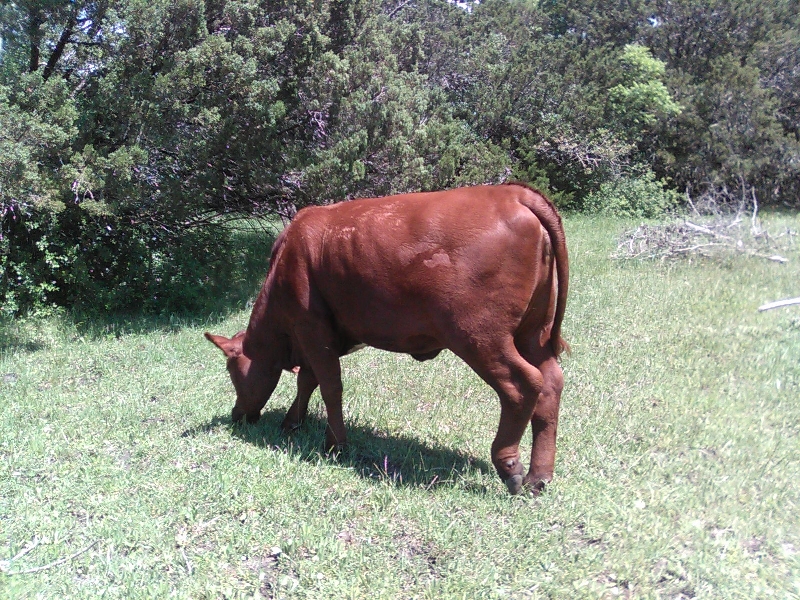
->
[188,409,497,495]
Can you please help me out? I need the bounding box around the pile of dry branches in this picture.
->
[613,218,795,263]
[613,187,797,263]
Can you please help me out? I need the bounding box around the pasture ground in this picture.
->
[1,214,799,598]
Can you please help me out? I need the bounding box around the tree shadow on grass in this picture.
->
[0,325,48,354]
[183,409,497,495]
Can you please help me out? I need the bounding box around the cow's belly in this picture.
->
[335,304,446,355]
[361,332,443,356]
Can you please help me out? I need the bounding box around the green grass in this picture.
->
[1,214,799,598]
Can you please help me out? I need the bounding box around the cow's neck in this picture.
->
[242,286,281,360]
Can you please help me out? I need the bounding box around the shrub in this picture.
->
[583,170,680,218]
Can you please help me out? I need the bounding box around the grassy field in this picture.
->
[1,214,799,598]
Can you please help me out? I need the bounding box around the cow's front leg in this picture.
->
[281,367,318,432]
[295,325,347,451]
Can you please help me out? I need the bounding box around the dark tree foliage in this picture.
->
[1,0,797,314]
[640,0,800,204]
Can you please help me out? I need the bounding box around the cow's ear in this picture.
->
[204,332,243,358]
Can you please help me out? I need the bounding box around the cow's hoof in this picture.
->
[280,419,303,433]
[505,474,524,495]
[524,473,551,496]
[325,443,347,459]
[232,408,261,425]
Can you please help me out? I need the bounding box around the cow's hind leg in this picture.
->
[281,367,318,433]
[523,353,563,494]
[458,340,545,495]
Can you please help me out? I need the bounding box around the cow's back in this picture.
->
[271,184,564,357]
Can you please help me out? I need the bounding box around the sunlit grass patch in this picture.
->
[2,213,799,598]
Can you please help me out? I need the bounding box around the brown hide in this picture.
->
[206,183,568,495]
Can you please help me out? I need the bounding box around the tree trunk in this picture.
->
[43,11,78,81]
[28,12,43,73]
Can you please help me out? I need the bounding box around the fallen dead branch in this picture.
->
[0,538,99,575]
[0,537,41,573]
[758,297,800,312]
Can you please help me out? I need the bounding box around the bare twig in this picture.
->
[725,215,743,229]
[685,185,698,215]
[2,540,99,575]
[0,538,41,572]
[750,188,760,235]
[671,242,724,254]
[758,297,800,312]
[425,475,439,491]
[684,221,732,239]
[748,252,788,263]
[181,547,193,576]
[387,0,414,19]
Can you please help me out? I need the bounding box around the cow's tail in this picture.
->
[512,183,570,357]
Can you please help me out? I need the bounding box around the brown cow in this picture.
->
[206,183,568,495]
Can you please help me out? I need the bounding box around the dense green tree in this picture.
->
[0,73,79,312]
[1,0,798,314]
[0,0,508,313]
[643,0,800,205]
[413,0,681,206]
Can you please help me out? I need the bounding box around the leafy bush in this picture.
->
[3,211,210,317]
[583,170,680,218]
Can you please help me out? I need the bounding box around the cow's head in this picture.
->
[205,331,281,424]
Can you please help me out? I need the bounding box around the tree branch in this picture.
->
[387,0,414,19]
[43,10,79,81]
[28,11,43,73]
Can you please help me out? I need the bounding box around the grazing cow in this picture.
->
[206,183,568,495]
